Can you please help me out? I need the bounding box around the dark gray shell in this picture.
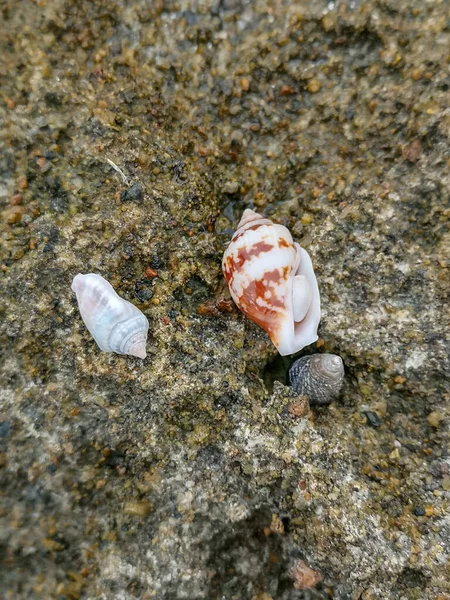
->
[288,354,344,405]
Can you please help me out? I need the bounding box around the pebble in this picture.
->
[239,78,250,91]
[270,514,284,534]
[290,559,322,590]
[441,476,450,492]
[123,500,152,517]
[280,84,296,96]
[120,183,143,203]
[222,180,239,194]
[135,280,154,302]
[10,193,22,205]
[363,411,382,428]
[2,206,23,224]
[307,79,321,93]
[287,396,309,418]
[16,175,28,189]
[427,411,444,428]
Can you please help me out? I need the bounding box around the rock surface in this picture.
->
[1,1,449,598]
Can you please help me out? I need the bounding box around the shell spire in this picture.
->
[289,354,344,405]
[222,209,320,355]
[72,273,149,359]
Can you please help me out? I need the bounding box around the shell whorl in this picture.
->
[288,354,344,405]
[72,273,149,359]
[107,314,149,358]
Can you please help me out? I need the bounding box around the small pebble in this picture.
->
[10,193,22,206]
[4,96,15,109]
[0,422,10,438]
[239,78,250,91]
[270,514,284,534]
[124,500,152,517]
[120,183,143,203]
[135,280,154,302]
[427,411,444,428]
[290,559,322,590]
[287,396,309,418]
[145,267,158,278]
[280,84,296,96]
[413,506,425,516]
[222,180,239,194]
[2,206,23,224]
[403,139,421,163]
[364,411,381,428]
[16,175,28,189]
[441,476,450,492]
[307,79,321,93]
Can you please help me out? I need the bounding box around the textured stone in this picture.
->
[1,1,449,599]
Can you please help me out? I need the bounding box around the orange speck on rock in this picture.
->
[10,194,23,206]
[239,78,250,91]
[290,559,322,590]
[17,175,28,190]
[403,139,421,163]
[4,96,16,109]
[307,79,321,94]
[280,84,296,96]
[2,206,23,224]
[288,396,309,418]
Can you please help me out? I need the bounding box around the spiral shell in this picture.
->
[222,209,321,355]
[72,273,149,359]
[288,354,344,405]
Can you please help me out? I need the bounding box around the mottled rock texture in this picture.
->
[1,1,449,599]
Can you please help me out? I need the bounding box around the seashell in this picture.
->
[222,209,321,355]
[288,354,344,405]
[71,273,149,359]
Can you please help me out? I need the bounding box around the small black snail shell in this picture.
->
[288,354,344,405]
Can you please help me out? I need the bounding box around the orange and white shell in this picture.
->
[222,209,321,356]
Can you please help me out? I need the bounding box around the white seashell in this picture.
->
[71,273,149,359]
[222,209,321,356]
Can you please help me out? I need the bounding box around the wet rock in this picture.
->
[1,0,449,598]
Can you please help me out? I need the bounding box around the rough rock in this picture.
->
[1,1,449,599]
